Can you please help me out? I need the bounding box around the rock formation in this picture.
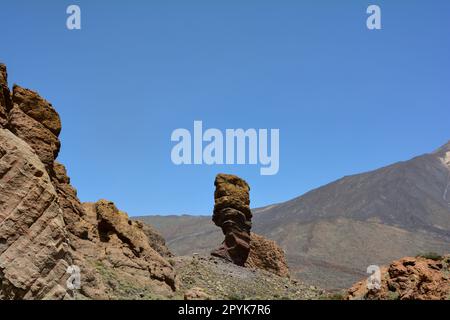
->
[8,85,61,168]
[0,64,177,299]
[138,221,173,258]
[246,233,290,278]
[79,201,176,299]
[0,64,290,300]
[0,129,70,299]
[210,173,290,278]
[347,255,450,300]
[211,174,252,266]
[0,64,10,127]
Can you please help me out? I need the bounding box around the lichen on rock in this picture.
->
[246,233,290,278]
[211,174,252,266]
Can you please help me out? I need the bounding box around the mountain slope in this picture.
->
[139,141,450,290]
[255,142,450,236]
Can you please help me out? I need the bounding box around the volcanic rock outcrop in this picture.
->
[138,222,173,258]
[210,173,290,277]
[0,64,177,299]
[347,255,450,300]
[9,85,61,168]
[79,201,176,299]
[0,129,70,299]
[0,64,10,127]
[246,233,290,278]
[211,174,252,266]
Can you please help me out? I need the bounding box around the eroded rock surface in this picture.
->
[8,86,61,167]
[12,85,61,136]
[211,174,252,266]
[0,64,10,127]
[0,64,177,300]
[0,129,70,299]
[246,233,290,278]
[78,201,177,299]
[347,255,450,300]
[210,174,291,278]
[138,222,173,258]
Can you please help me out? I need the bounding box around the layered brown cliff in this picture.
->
[0,64,176,299]
[0,129,70,299]
[0,64,10,127]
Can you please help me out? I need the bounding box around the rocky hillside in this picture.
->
[140,141,450,290]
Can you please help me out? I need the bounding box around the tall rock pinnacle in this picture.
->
[211,174,252,266]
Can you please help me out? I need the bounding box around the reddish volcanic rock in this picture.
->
[211,174,291,278]
[246,233,290,278]
[8,86,62,167]
[347,255,450,300]
[8,104,61,167]
[12,85,61,136]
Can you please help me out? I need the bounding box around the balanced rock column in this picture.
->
[211,174,252,266]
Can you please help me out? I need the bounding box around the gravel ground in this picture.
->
[172,255,327,300]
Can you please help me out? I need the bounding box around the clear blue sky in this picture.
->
[1,1,449,216]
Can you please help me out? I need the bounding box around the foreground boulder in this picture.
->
[347,255,450,300]
[211,174,252,266]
